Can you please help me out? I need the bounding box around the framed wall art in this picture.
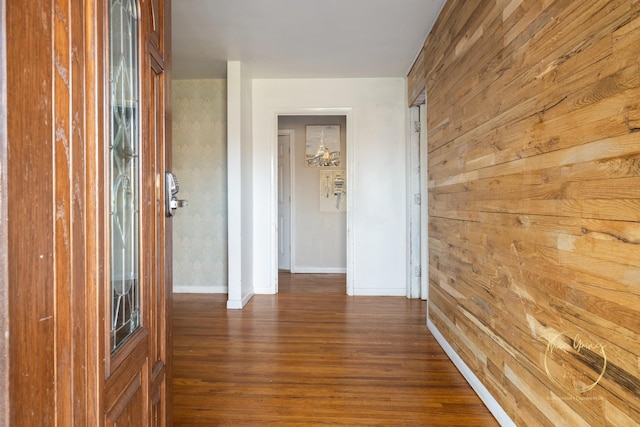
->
[305,124,341,167]
[319,169,346,212]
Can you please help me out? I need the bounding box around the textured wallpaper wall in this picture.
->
[172,80,227,293]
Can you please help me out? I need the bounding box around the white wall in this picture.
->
[253,78,408,296]
[240,64,254,304]
[278,115,347,273]
[227,61,254,308]
[172,79,228,293]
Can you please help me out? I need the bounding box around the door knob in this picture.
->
[165,172,188,217]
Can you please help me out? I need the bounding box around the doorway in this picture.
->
[277,115,348,290]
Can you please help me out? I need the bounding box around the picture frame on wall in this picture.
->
[319,169,346,212]
[305,124,341,167]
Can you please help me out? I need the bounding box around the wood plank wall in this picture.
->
[410,0,640,425]
[407,47,427,106]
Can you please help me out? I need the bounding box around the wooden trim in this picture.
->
[106,372,143,423]
[84,0,106,423]
[407,47,426,107]
[0,0,8,423]
[7,0,57,422]
[108,329,149,377]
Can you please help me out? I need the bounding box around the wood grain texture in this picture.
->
[0,0,7,422]
[162,0,173,425]
[6,1,93,424]
[172,273,499,426]
[7,0,57,424]
[5,0,172,424]
[413,0,640,425]
[83,0,106,422]
[407,47,427,106]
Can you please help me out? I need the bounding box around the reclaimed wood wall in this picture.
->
[410,0,640,425]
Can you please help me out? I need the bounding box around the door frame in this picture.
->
[277,129,295,272]
[270,108,354,294]
[419,103,428,301]
[0,0,8,422]
[407,106,421,298]
[407,103,429,300]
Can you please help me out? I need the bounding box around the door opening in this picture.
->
[276,115,348,292]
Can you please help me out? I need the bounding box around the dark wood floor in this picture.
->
[172,273,499,426]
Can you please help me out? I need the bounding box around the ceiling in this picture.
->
[171,0,447,80]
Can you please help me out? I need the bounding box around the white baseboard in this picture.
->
[292,267,347,274]
[226,291,254,310]
[350,288,406,296]
[427,319,516,427]
[173,285,228,294]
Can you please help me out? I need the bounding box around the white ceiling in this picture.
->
[171,0,446,79]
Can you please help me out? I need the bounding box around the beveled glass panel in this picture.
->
[109,0,140,352]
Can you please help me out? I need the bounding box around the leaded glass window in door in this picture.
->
[109,0,140,352]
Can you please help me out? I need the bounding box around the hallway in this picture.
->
[172,273,498,426]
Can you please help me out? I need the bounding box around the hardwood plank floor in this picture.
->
[172,273,499,426]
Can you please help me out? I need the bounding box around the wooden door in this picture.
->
[103,0,171,426]
[3,0,171,425]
